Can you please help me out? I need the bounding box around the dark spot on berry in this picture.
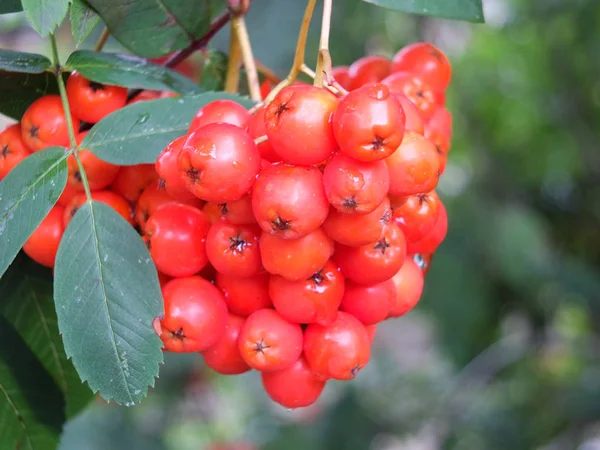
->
[429,49,442,60]
[219,203,229,215]
[370,135,385,151]
[253,338,270,354]
[274,102,290,118]
[229,234,247,253]
[309,269,324,285]
[271,215,291,232]
[140,209,149,224]
[74,171,82,182]
[1,144,9,158]
[341,196,358,210]
[158,178,167,189]
[172,328,185,340]
[416,194,428,206]
[70,206,79,217]
[186,168,201,183]
[380,208,392,224]
[350,364,361,377]
[374,238,390,254]
[436,169,442,179]
[29,124,39,138]
[415,90,425,99]
[88,81,106,93]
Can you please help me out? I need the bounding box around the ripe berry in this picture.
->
[393,93,424,135]
[260,228,334,281]
[322,153,390,214]
[202,313,251,375]
[385,131,440,196]
[347,56,392,90]
[252,164,329,239]
[425,106,452,154]
[238,309,303,372]
[269,259,344,325]
[203,194,255,225]
[188,99,251,133]
[179,123,261,203]
[264,85,338,165]
[391,191,440,243]
[406,200,447,255]
[205,218,262,277]
[340,279,396,325]
[215,272,272,316]
[66,72,127,124]
[156,136,202,202]
[323,197,392,247]
[261,356,326,408]
[21,95,80,151]
[332,83,405,162]
[157,276,228,352]
[145,203,211,277]
[335,222,406,285]
[0,124,31,179]
[67,132,119,192]
[382,72,438,121]
[23,205,65,268]
[388,258,424,318]
[330,66,352,90]
[245,108,280,162]
[391,42,452,92]
[64,191,133,227]
[304,311,371,380]
[110,164,158,204]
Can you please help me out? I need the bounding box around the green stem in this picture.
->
[50,34,93,201]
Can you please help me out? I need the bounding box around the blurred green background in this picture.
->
[2,0,600,448]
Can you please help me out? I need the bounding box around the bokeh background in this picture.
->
[2,0,600,448]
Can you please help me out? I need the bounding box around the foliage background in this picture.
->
[2,0,600,448]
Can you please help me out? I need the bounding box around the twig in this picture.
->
[232,15,261,101]
[94,27,110,52]
[314,0,332,87]
[224,25,242,94]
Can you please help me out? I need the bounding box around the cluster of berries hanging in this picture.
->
[0,42,452,409]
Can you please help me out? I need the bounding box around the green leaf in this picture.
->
[200,50,228,91]
[0,255,94,419]
[0,147,68,279]
[83,92,254,165]
[22,0,70,36]
[70,0,101,46]
[66,50,202,94]
[0,0,22,14]
[0,314,65,450]
[0,49,52,73]
[54,201,164,405]
[86,0,212,58]
[362,0,484,22]
[0,71,59,119]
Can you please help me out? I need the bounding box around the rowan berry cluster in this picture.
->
[0,41,452,409]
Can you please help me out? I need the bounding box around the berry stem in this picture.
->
[314,0,333,88]
[232,15,261,101]
[50,34,93,201]
[254,135,268,145]
[224,25,242,94]
[264,0,317,104]
[94,27,110,52]
[301,64,342,96]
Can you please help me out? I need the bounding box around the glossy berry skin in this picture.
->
[238,309,303,372]
[245,108,280,162]
[64,191,133,227]
[67,132,119,192]
[203,194,255,225]
[270,259,344,326]
[332,83,405,162]
[394,94,425,135]
[23,205,65,268]
[188,99,251,133]
[156,136,201,202]
[389,258,424,318]
[215,272,272,317]
[202,313,251,375]
[179,123,261,203]
[323,197,391,247]
[252,164,329,239]
[205,218,262,277]
[66,72,127,124]
[135,180,203,229]
[406,201,447,255]
[391,191,440,243]
[260,228,334,281]
[322,153,390,215]
[347,56,392,90]
[425,106,452,154]
[145,203,211,277]
[264,85,338,165]
[304,311,371,380]
[21,95,80,151]
[110,164,158,204]
[0,124,31,179]
[157,276,228,352]
[340,279,396,325]
[330,66,352,90]
[391,42,452,92]
[382,72,438,122]
[262,356,326,408]
[335,222,406,285]
[385,131,440,197]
